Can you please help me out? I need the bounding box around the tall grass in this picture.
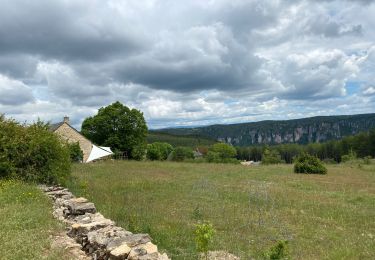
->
[69,161,375,259]
[0,180,66,259]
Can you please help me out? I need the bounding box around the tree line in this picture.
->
[236,129,375,163]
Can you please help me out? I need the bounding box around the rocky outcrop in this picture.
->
[158,113,375,146]
[41,186,169,260]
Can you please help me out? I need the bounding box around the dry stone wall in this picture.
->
[41,186,169,260]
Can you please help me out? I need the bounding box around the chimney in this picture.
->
[63,116,70,124]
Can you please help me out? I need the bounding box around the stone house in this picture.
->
[50,116,112,163]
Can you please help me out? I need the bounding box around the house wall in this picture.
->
[54,123,92,162]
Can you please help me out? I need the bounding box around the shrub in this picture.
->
[341,149,357,163]
[194,221,215,258]
[210,143,237,159]
[206,151,221,163]
[262,148,285,165]
[0,116,71,184]
[146,142,173,161]
[206,143,238,163]
[265,240,290,260]
[171,147,194,161]
[294,153,327,174]
[131,144,147,161]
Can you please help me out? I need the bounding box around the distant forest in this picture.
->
[236,129,375,163]
[158,113,375,146]
[147,131,216,147]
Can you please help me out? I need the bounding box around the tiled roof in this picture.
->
[49,122,63,132]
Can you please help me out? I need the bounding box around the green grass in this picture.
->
[68,161,375,259]
[0,180,65,259]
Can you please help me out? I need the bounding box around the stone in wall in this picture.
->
[40,185,169,260]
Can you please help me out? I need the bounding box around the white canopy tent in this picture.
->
[86,145,113,163]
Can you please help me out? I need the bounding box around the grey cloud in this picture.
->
[314,0,374,4]
[0,54,38,81]
[305,15,362,38]
[213,1,282,35]
[0,75,34,105]
[113,23,264,92]
[0,1,146,62]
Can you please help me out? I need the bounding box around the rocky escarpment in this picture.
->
[41,186,169,260]
[158,113,375,146]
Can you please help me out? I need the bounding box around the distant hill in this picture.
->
[156,113,375,146]
[147,131,217,147]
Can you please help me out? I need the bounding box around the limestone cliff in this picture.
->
[158,113,375,146]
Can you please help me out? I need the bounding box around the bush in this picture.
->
[0,116,71,184]
[262,148,285,165]
[194,222,215,257]
[171,147,194,161]
[131,144,147,161]
[265,240,290,260]
[341,149,357,163]
[146,142,173,161]
[211,143,237,159]
[206,151,221,163]
[206,143,238,163]
[294,153,327,174]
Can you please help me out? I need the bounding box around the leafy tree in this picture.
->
[206,151,221,163]
[81,102,148,160]
[68,142,83,162]
[210,143,237,159]
[262,148,284,165]
[146,142,173,161]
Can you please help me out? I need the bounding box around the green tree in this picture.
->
[81,102,148,160]
[262,148,284,165]
[210,143,237,159]
[67,142,83,162]
[146,142,173,161]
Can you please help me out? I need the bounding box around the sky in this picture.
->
[0,0,374,129]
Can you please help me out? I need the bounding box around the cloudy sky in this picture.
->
[0,0,374,129]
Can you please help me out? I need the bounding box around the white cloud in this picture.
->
[363,86,375,95]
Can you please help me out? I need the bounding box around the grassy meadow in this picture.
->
[68,161,375,259]
[0,180,66,259]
